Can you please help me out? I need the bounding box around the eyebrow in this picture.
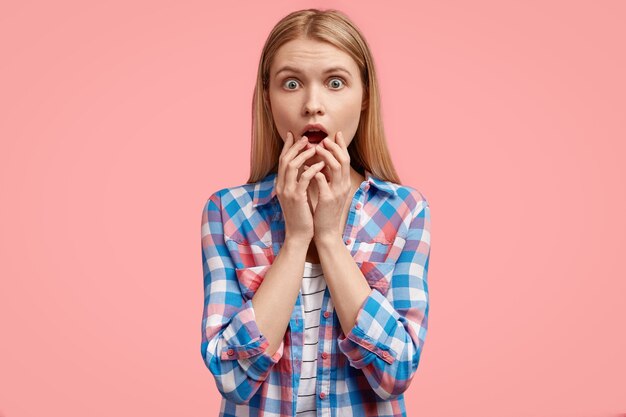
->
[274,65,353,79]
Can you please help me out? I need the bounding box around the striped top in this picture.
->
[296,262,326,416]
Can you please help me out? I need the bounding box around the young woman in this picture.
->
[201,8,432,417]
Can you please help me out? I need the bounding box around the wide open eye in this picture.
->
[329,77,346,89]
[283,79,299,90]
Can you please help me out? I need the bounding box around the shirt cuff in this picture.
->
[220,298,284,381]
[337,288,398,369]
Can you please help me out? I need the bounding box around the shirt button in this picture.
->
[319,392,326,399]
[227,348,235,356]
[345,238,351,245]
[323,311,330,318]
[355,203,362,210]
[321,352,328,359]
[364,183,370,190]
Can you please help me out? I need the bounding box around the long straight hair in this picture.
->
[246,8,401,185]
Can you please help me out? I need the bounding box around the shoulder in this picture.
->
[397,184,429,212]
[363,176,429,239]
[203,182,259,215]
[202,179,274,244]
[384,184,430,242]
[373,177,429,215]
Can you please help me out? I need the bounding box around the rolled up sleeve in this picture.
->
[338,198,431,400]
[200,190,284,405]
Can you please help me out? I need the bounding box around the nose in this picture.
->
[302,85,325,116]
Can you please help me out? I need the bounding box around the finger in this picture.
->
[302,164,310,182]
[334,131,351,180]
[285,146,316,188]
[289,146,317,173]
[278,131,296,183]
[315,142,342,182]
[296,161,325,193]
[291,143,317,165]
[322,134,349,164]
[282,133,309,159]
[280,131,293,156]
[280,135,311,186]
[298,163,325,202]
[313,171,332,196]
[336,131,346,148]
[279,131,297,162]
[315,141,342,170]
[321,133,350,182]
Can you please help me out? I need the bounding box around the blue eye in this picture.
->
[283,79,299,90]
[329,78,345,89]
[281,77,346,90]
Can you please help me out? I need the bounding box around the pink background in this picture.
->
[1,1,625,416]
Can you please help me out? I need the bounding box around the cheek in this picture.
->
[337,95,363,123]
[270,112,288,140]
[268,100,292,128]
[338,104,363,136]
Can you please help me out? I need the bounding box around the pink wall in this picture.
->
[1,1,624,416]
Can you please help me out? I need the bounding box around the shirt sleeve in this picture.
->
[337,197,431,400]
[200,190,285,405]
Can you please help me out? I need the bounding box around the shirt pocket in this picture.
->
[352,233,407,296]
[353,234,406,264]
[225,238,275,301]
[225,237,275,267]
[355,210,406,244]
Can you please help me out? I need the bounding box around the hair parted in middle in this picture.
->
[246,8,401,186]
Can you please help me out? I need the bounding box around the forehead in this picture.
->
[271,38,359,74]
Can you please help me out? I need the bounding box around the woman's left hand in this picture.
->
[305,131,353,242]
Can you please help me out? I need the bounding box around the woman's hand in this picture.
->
[276,131,326,245]
[303,131,353,242]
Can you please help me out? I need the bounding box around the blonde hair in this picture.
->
[246,8,401,185]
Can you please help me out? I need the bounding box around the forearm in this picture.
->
[251,237,309,356]
[314,234,372,336]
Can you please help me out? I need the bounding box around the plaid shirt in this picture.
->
[200,169,431,417]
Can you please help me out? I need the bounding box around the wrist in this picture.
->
[313,232,344,247]
[283,234,312,251]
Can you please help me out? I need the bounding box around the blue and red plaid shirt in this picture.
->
[200,169,432,417]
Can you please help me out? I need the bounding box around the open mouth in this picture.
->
[303,131,327,143]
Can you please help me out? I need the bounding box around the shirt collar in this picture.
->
[252,168,396,208]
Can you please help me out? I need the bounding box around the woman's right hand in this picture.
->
[276,131,326,244]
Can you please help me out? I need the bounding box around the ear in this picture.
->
[361,95,368,111]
